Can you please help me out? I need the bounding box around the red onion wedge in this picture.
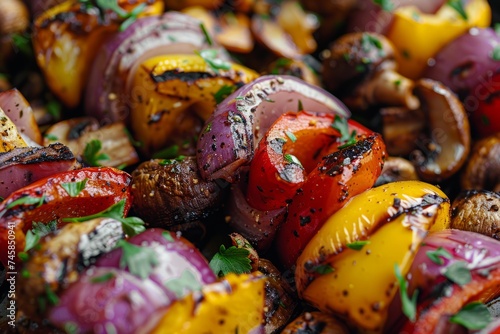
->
[226,177,286,252]
[386,229,500,333]
[50,228,216,334]
[0,143,78,199]
[85,12,226,124]
[48,267,168,334]
[196,75,350,182]
[95,228,216,300]
[423,27,500,97]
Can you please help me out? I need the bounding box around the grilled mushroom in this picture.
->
[410,79,471,183]
[461,133,500,192]
[322,32,419,111]
[131,156,226,242]
[451,190,500,240]
[375,156,418,186]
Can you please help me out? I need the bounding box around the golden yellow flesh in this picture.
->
[33,0,164,107]
[296,181,450,331]
[151,273,266,333]
[387,0,491,79]
[0,108,27,152]
[130,54,258,155]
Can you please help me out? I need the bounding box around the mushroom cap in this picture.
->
[322,32,396,95]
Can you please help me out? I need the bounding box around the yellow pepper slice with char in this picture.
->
[130,53,258,156]
[0,108,27,152]
[387,0,491,79]
[295,180,451,332]
[151,273,266,334]
[33,0,164,107]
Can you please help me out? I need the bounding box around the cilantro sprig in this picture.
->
[347,240,371,251]
[195,49,231,73]
[91,0,146,31]
[164,270,203,298]
[61,179,88,197]
[394,263,418,322]
[449,302,491,330]
[83,139,110,167]
[447,0,468,20]
[116,239,159,279]
[209,245,252,277]
[443,261,471,286]
[23,220,58,253]
[373,0,394,12]
[331,116,357,149]
[426,247,452,265]
[62,199,145,237]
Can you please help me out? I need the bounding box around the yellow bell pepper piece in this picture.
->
[296,180,451,332]
[387,0,491,79]
[130,54,258,155]
[151,273,266,334]
[0,108,27,152]
[33,0,164,108]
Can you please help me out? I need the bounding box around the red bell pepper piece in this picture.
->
[246,111,371,211]
[275,133,387,268]
[0,167,132,266]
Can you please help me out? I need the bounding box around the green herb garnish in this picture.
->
[214,85,237,104]
[447,0,468,20]
[62,199,145,237]
[332,115,357,148]
[394,264,418,322]
[195,49,231,73]
[285,131,297,143]
[116,239,159,279]
[90,272,115,283]
[209,245,252,277]
[313,264,334,275]
[373,0,394,11]
[6,195,45,209]
[23,220,58,252]
[152,144,179,159]
[44,134,59,141]
[61,179,88,197]
[426,247,452,265]
[444,261,471,286]
[83,139,110,167]
[449,302,491,330]
[284,154,303,168]
[200,23,213,46]
[164,270,203,298]
[491,46,500,61]
[346,240,371,251]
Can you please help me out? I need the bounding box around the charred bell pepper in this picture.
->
[275,132,387,268]
[130,53,258,156]
[33,0,164,107]
[0,167,132,265]
[150,273,266,333]
[295,181,450,332]
[386,0,491,79]
[247,111,372,211]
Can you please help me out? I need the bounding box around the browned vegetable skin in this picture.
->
[43,117,139,168]
[0,143,79,198]
[228,232,297,332]
[130,157,225,242]
[281,311,350,334]
[18,218,124,322]
[410,79,471,183]
[0,0,28,36]
[381,107,425,156]
[461,132,500,192]
[451,190,500,239]
[375,156,418,186]
[322,32,419,111]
